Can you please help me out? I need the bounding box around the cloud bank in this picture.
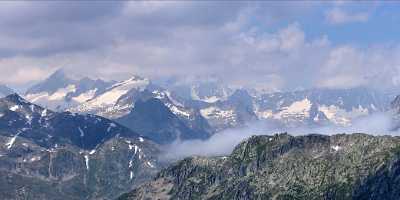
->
[162,112,399,160]
[0,2,399,93]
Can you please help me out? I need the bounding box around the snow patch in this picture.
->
[255,110,273,119]
[25,114,33,125]
[84,155,89,170]
[202,96,220,103]
[107,123,116,132]
[152,90,165,99]
[166,103,191,118]
[72,89,97,103]
[165,91,184,107]
[129,160,133,168]
[128,143,138,152]
[135,146,139,154]
[9,105,20,111]
[29,105,35,112]
[25,92,49,103]
[84,77,149,107]
[331,145,341,151]
[30,156,41,162]
[319,105,369,126]
[130,171,134,180]
[276,98,312,119]
[5,132,21,149]
[200,107,235,119]
[129,144,139,154]
[146,161,155,168]
[78,127,84,137]
[41,109,48,117]
[48,84,76,101]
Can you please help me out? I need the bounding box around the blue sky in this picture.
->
[0,1,400,92]
[312,2,399,46]
[256,2,400,46]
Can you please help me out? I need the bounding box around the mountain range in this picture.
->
[25,70,396,135]
[25,71,213,144]
[25,69,115,111]
[3,70,400,199]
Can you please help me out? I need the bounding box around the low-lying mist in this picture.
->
[162,112,399,160]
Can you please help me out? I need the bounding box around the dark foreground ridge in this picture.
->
[0,94,164,199]
[119,133,400,200]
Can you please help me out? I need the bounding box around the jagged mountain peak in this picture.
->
[25,70,116,111]
[133,98,176,120]
[3,93,26,104]
[68,75,151,116]
[117,97,211,144]
[48,68,68,79]
[0,93,45,114]
[26,68,74,95]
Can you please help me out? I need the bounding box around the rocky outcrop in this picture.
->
[0,134,162,200]
[119,133,400,200]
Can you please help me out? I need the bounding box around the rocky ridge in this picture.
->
[119,133,400,200]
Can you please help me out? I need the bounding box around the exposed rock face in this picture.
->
[0,94,165,199]
[198,89,258,132]
[117,98,212,144]
[0,135,162,200]
[0,94,139,149]
[119,133,400,200]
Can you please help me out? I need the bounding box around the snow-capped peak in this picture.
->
[109,76,149,89]
[88,76,149,106]
[4,93,31,105]
[68,76,150,115]
[24,70,114,111]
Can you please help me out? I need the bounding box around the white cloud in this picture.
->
[162,112,399,160]
[0,2,398,92]
[0,58,51,84]
[316,45,400,90]
[325,7,369,25]
[278,23,305,51]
